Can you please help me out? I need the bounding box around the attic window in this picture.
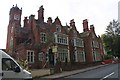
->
[73,30,77,34]
[56,25,61,32]
[73,30,77,37]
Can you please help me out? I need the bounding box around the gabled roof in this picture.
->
[53,16,62,25]
[80,31,91,38]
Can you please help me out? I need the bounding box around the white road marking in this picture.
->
[100,72,115,80]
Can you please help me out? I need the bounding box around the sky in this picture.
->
[0,0,119,49]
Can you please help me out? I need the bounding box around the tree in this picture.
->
[102,20,120,58]
[106,20,120,36]
[101,34,113,55]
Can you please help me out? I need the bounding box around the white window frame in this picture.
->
[58,49,68,62]
[74,38,84,47]
[27,50,34,63]
[38,52,43,61]
[93,51,101,61]
[76,51,85,62]
[40,32,47,43]
[54,33,68,45]
[56,25,61,32]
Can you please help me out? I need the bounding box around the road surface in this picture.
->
[64,63,119,80]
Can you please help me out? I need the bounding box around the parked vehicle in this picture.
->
[101,58,120,64]
[1,50,32,80]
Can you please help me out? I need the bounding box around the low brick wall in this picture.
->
[31,69,51,78]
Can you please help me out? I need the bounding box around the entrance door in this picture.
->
[48,49,54,66]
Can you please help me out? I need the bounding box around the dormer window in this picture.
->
[56,25,61,32]
[73,30,77,36]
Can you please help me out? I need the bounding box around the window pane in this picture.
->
[39,53,43,61]
[27,50,34,63]
[31,56,33,62]
[27,56,30,62]
[31,52,33,56]
[28,52,30,56]
[2,58,18,71]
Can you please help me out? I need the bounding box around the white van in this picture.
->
[1,50,32,80]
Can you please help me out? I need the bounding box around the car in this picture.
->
[1,50,32,80]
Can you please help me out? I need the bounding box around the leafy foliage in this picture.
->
[104,54,113,60]
[102,20,120,58]
[106,20,120,35]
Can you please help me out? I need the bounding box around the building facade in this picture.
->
[6,5,104,69]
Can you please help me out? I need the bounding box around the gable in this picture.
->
[80,31,91,38]
[91,31,98,39]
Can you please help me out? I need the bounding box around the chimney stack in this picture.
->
[90,25,95,32]
[70,19,75,27]
[83,19,89,32]
[38,5,44,22]
[47,17,52,25]
[24,17,28,27]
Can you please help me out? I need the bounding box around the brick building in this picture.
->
[6,5,104,69]
[81,19,104,63]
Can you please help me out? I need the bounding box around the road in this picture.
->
[64,63,119,80]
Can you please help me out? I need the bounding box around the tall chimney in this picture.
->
[90,25,95,32]
[47,17,52,25]
[83,19,89,32]
[38,5,44,22]
[24,17,28,27]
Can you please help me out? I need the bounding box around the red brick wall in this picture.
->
[84,36,93,63]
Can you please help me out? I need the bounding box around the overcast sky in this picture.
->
[0,0,119,49]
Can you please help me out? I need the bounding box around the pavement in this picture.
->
[40,64,109,79]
